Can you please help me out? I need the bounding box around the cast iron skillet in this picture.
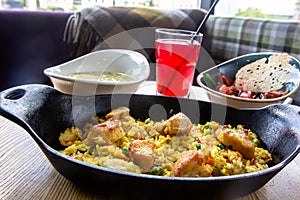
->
[0,84,299,199]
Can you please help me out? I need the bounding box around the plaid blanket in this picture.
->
[205,16,300,64]
[64,6,206,62]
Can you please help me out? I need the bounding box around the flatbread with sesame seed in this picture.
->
[234,53,292,93]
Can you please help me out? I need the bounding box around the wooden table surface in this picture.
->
[0,82,299,200]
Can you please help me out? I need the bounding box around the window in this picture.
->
[0,0,299,22]
[214,0,300,21]
[73,0,81,6]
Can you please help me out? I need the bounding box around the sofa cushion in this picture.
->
[0,10,76,91]
[205,16,300,64]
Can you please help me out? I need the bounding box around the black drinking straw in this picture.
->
[159,0,220,95]
[191,0,220,43]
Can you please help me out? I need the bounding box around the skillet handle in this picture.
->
[278,104,300,162]
[0,84,55,129]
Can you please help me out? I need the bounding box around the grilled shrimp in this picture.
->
[105,106,130,119]
[170,150,213,177]
[102,158,142,174]
[83,118,125,146]
[156,112,193,135]
[129,139,155,172]
[215,127,256,159]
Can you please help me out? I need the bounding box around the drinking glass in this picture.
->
[155,28,203,97]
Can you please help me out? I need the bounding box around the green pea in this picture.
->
[195,143,201,150]
[217,143,225,150]
[203,124,212,130]
[150,166,165,176]
[122,147,129,157]
[88,146,95,155]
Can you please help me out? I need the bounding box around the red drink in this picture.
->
[156,39,201,97]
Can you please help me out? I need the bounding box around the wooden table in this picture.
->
[0,82,299,200]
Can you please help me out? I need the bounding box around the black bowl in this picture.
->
[0,84,299,199]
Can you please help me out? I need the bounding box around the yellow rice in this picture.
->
[59,108,272,177]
